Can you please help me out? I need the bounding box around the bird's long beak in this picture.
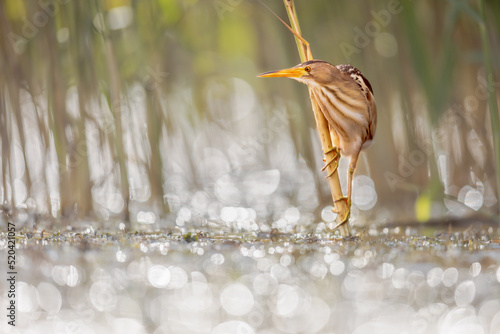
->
[257,67,305,78]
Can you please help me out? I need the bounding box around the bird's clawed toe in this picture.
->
[322,147,340,177]
[332,197,351,228]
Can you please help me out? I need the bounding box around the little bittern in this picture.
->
[258,60,377,223]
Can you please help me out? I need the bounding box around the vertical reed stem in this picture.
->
[479,0,500,219]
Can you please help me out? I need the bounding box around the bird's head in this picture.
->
[258,60,338,86]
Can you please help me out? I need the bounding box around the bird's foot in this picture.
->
[323,147,340,155]
[322,147,340,177]
[332,197,351,228]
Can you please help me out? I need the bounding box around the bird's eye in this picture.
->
[304,66,311,73]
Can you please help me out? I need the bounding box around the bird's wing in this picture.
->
[335,64,374,95]
[337,64,377,144]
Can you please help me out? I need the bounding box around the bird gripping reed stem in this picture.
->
[281,0,352,236]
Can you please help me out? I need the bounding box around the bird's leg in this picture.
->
[332,151,360,229]
[331,168,354,228]
[321,147,340,177]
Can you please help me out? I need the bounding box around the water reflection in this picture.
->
[3,226,500,333]
[220,283,254,316]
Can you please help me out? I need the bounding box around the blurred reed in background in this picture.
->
[0,0,499,230]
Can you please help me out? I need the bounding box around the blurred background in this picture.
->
[1,0,499,231]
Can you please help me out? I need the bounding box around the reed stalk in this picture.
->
[479,0,500,219]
